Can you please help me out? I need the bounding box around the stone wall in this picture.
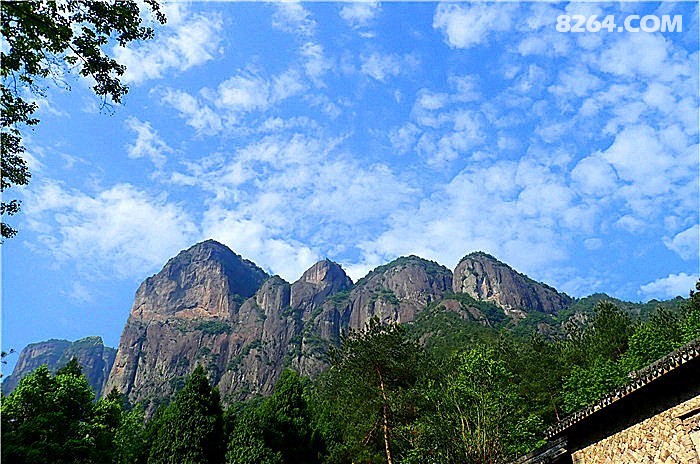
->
[571,394,700,464]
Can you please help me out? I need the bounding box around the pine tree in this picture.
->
[1,360,102,463]
[148,365,225,464]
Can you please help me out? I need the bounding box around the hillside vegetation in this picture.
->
[3,282,699,464]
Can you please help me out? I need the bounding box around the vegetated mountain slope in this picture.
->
[566,292,686,319]
[15,239,682,408]
[103,241,581,408]
[453,252,574,317]
[2,337,116,397]
[103,239,271,406]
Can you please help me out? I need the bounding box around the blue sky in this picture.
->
[2,1,699,374]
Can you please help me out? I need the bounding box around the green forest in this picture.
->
[3,283,699,464]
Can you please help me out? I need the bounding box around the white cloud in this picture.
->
[170,133,416,280]
[353,158,579,283]
[517,36,547,56]
[597,33,670,80]
[614,215,646,233]
[584,238,603,251]
[114,5,223,84]
[64,281,93,304]
[215,73,272,112]
[640,272,697,299]
[360,53,416,82]
[549,67,603,99]
[272,2,316,37]
[433,3,514,49]
[301,42,332,83]
[339,2,380,30]
[202,208,319,282]
[571,155,617,197]
[161,66,308,134]
[273,69,307,101]
[160,88,223,135]
[389,123,420,154]
[390,74,487,165]
[124,117,172,168]
[24,182,198,279]
[665,225,699,260]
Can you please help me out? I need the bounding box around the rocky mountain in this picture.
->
[2,337,116,397]
[453,252,574,317]
[104,240,271,406]
[7,242,679,410]
[2,240,575,409]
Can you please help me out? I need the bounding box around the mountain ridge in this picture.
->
[6,239,686,407]
[2,337,116,397]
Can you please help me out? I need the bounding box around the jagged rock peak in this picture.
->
[290,260,352,310]
[343,255,453,327]
[175,239,266,275]
[453,251,573,315]
[297,259,353,288]
[2,337,116,397]
[131,239,269,319]
[355,255,452,287]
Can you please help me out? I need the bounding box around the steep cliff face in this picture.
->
[222,260,356,399]
[344,256,453,328]
[2,337,116,397]
[104,243,577,407]
[130,239,268,320]
[452,252,573,316]
[296,256,453,365]
[104,240,269,406]
[104,242,359,406]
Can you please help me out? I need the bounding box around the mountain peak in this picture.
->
[453,253,572,315]
[355,255,451,288]
[3,337,115,397]
[297,259,352,287]
[133,240,268,319]
[290,260,352,310]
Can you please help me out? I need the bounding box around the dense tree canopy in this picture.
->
[2,285,699,464]
[148,365,225,464]
[0,0,165,238]
[1,358,125,464]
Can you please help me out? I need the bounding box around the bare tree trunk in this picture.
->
[550,392,561,422]
[376,364,393,464]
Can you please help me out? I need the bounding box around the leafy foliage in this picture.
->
[0,0,164,238]
[4,282,698,463]
[196,320,234,335]
[147,365,225,464]
[226,370,322,463]
[353,255,449,288]
[314,319,422,463]
[1,359,122,463]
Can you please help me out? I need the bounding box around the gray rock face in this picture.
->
[291,259,353,312]
[292,256,453,375]
[452,252,573,315]
[104,240,270,406]
[104,243,575,409]
[2,337,116,397]
[131,239,268,320]
[104,246,457,408]
[344,255,453,329]
[105,243,358,406]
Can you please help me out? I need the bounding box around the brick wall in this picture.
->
[571,395,700,464]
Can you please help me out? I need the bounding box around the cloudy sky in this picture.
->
[2,1,698,371]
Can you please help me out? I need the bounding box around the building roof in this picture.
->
[546,337,700,439]
[513,437,569,464]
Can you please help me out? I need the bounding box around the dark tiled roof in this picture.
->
[545,338,700,439]
[513,437,569,464]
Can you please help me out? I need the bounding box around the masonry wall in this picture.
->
[571,395,700,464]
